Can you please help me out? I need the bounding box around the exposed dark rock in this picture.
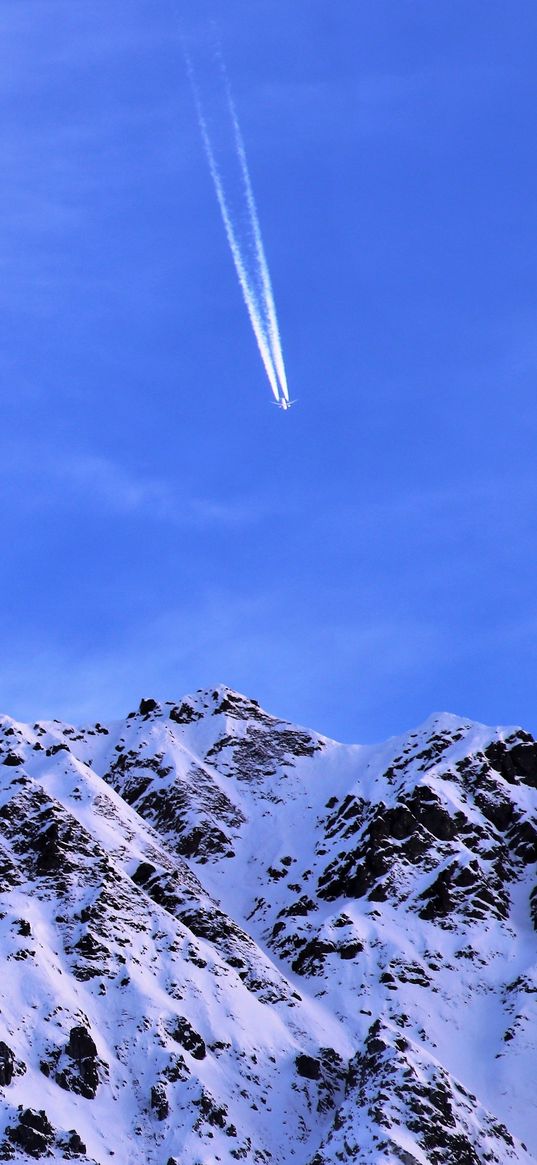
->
[150,1083,169,1120]
[205,722,321,785]
[170,702,203,725]
[6,1109,54,1157]
[485,736,537,787]
[132,860,156,886]
[170,1017,206,1060]
[162,1054,189,1083]
[65,1025,97,1062]
[316,1048,346,1114]
[119,773,153,802]
[72,932,112,980]
[56,1025,100,1099]
[139,697,159,716]
[339,942,363,960]
[213,691,264,720]
[193,1088,227,1129]
[296,1054,321,1080]
[0,1042,14,1086]
[405,786,456,841]
[35,821,63,874]
[278,895,318,919]
[291,937,338,976]
[2,753,23,767]
[507,817,537,864]
[418,859,509,925]
[67,1131,87,1155]
[175,821,232,860]
[45,743,69,757]
[105,753,242,862]
[317,852,371,902]
[530,886,537,929]
[57,1130,87,1157]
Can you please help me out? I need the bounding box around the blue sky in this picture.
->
[2,0,537,742]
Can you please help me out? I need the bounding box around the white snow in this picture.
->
[0,689,535,1163]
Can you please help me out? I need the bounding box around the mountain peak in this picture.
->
[0,692,535,1163]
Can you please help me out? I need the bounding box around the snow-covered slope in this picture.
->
[0,686,536,1164]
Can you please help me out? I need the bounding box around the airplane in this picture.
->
[273,397,297,411]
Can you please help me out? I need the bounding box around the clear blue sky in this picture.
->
[2,0,537,742]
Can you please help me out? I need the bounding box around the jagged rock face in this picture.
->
[0,688,536,1164]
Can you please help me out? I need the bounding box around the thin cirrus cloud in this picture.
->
[0,566,534,740]
[0,587,446,739]
[0,0,168,80]
[0,1,201,293]
[0,447,272,529]
[252,59,508,148]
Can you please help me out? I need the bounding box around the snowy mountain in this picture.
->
[0,686,536,1164]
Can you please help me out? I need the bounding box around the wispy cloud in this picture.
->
[0,0,190,321]
[0,1,174,91]
[0,585,445,737]
[0,445,275,529]
[2,549,536,742]
[250,59,509,146]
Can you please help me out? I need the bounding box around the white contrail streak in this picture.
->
[182,30,289,407]
[185,54,282,403]
[221,70,290,403]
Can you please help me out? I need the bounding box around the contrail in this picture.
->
[219,62,289,402]
[183,35,289,406]
[186,60,281,402]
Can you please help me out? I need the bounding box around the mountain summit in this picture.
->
[0,687,536,1164]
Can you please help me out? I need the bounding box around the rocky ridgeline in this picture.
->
[0,687,535,1163]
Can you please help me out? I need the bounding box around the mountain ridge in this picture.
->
[0,686,536,1164]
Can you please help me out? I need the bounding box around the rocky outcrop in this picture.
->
[5,1109,55,1157]
[56,1026,100,1100]
[0,1045,15,1088]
